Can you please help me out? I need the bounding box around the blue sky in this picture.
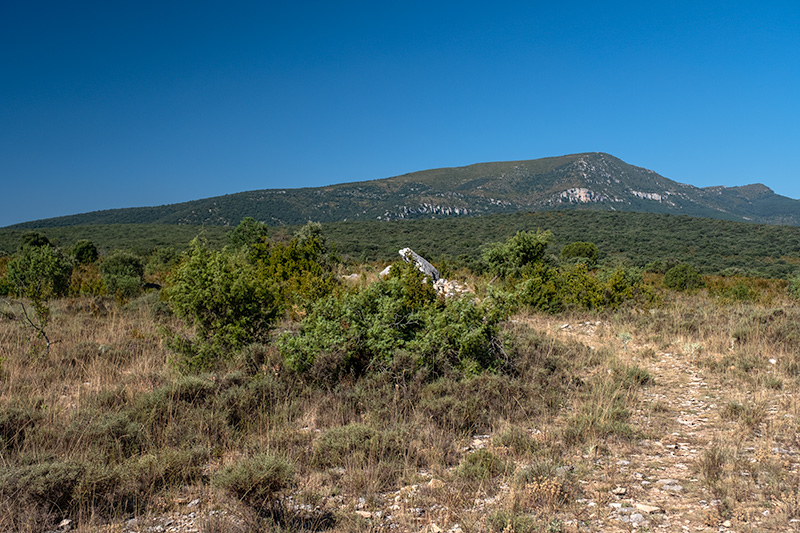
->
[2,1,799,227]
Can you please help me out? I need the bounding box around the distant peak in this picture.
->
[710,183,775,201]
[732,183,773,194]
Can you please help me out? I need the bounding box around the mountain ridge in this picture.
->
[7,152,800,228]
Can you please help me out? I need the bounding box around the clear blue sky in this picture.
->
[2,1,799,227]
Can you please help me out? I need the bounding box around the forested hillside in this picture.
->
[3,210,798,279]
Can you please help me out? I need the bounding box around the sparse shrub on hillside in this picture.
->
[100,251,145,301]
[279,260,505,380]
[312,423,410,468]
[457,449,508,480]
[664,263,704,291]
[213,453,294,508]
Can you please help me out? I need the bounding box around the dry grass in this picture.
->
[2,282,800,531]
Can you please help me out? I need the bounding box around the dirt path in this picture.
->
[550,319,798,532]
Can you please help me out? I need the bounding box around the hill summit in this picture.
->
[9,152,800,228]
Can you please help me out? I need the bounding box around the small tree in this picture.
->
[295,221,326,250]
[664,264,704,291]
[100,251,145,300]
[228,217,269,249]
[166,239,281,369]
[5,243,73,356]
[483,230,552,279]
[72,240,99,265]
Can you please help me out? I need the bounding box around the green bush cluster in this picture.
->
[279,260,506,380]
[6,240,72,301]
[163,221,337,369]
[167,239,281,355]
[483,230,552,279]
[100,251,145,300]
[481,233,649,313]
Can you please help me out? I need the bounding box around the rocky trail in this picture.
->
[549,319,800,532]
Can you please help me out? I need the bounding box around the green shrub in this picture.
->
[213,453,293,507]
[100,251,145,300]
[228,217,269,249]
[560,241,599,265]
[6,242,72,299]
[251,225,337,308]
[72,240,99,265]
[483,230,552,279]
[457,449,507,480]
[664,263,704,291]
[279,261,505,379]
[788,276,800,300]
[517,263,648,313]
[166,239,281,365]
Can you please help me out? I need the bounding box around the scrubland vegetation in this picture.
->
[1,218,800,531]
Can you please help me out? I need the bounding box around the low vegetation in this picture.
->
[1,219,800,531]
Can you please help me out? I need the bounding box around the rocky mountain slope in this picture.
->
[9,152,800,228]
